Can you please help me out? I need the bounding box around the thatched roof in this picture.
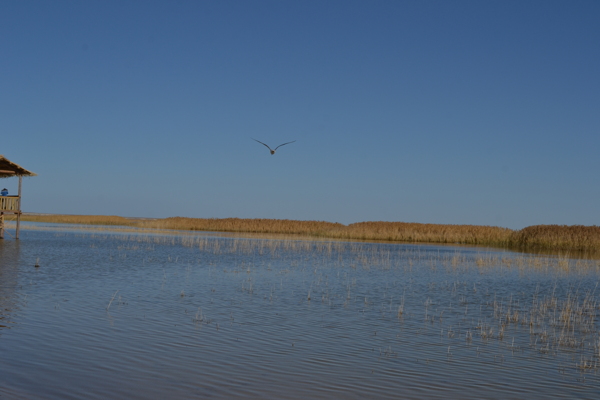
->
[0,155,37,178]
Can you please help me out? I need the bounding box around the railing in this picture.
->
[0,196,20,212]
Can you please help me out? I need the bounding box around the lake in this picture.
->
[1,224,599,399]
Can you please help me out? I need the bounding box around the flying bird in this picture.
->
[252,138,296,155]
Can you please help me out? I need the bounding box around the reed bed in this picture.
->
[136,217,344,236]
[510,225,600,252]
[20,214,600,252]
[21,214,133,226]
[327,221,513,245]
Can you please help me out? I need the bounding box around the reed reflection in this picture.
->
[0,240,22,332]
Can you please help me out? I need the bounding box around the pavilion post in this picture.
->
[16,175,22,239]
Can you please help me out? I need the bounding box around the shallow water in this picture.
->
[1,225,599,399]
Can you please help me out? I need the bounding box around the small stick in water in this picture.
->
[106,290,119,311]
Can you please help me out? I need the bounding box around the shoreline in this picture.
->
[15,213,600,255]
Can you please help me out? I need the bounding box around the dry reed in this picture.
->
[20,214,600,252]
[510,225,600,252]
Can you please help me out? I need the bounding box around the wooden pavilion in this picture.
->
[0,155,36,239]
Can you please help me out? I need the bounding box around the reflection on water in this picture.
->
[0,240,22,331]
[0,225,599,399]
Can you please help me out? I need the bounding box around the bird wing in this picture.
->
[273,140,297,151]
[252,138,274,151]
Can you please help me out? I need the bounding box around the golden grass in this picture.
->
[20,214,133,226]
[136,217,345,236]
[20,214,600,252]
[510,225,600,252]
[326,221,513,245]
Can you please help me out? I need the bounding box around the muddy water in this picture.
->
[1,225,599,399]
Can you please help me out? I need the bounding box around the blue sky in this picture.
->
[1,0,599,229]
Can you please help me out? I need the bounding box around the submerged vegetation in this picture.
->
[20,214,600,253]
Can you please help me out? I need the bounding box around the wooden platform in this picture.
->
[1,196,22,239]
[0,196,20,212]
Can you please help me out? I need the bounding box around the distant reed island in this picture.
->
[20,214,600,253]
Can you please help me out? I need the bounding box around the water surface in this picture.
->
[1,225,599,399]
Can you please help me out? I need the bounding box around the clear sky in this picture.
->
[2,0,599,229]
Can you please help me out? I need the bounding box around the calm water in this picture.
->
[1,224,599,399]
